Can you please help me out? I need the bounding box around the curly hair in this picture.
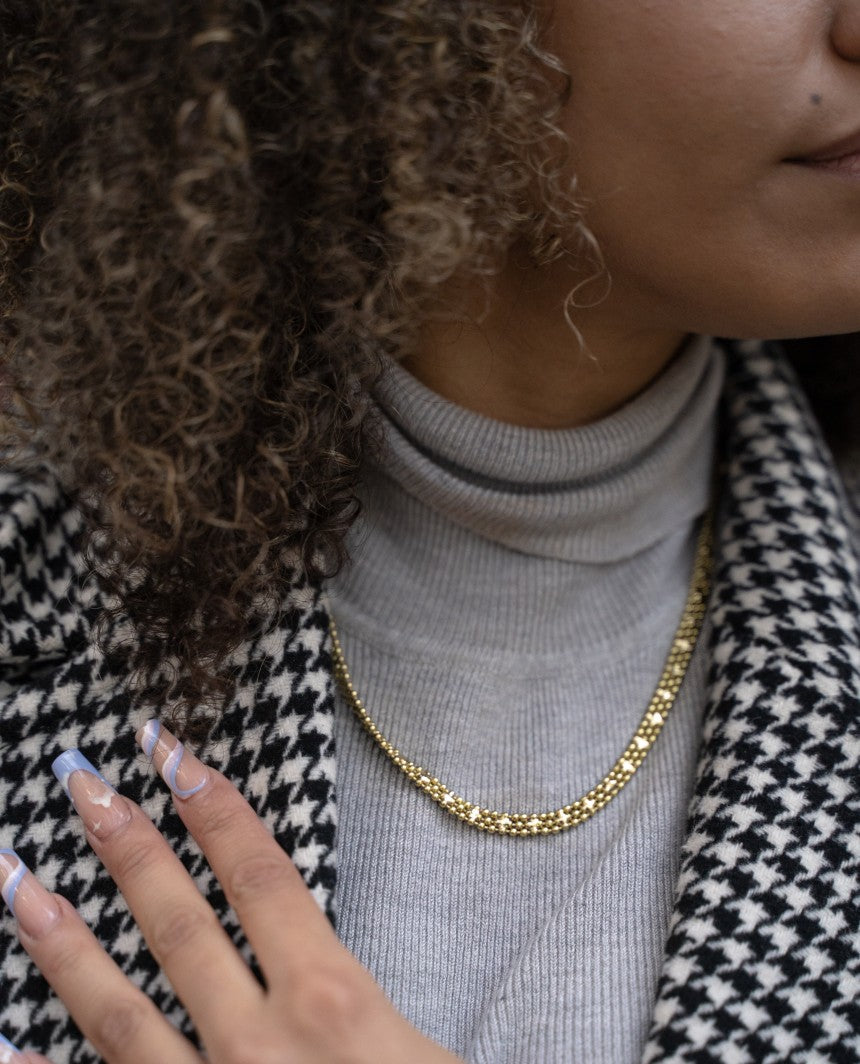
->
[1,0,856,737]
[0,0,592,733]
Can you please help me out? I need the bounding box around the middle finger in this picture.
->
[52,750,264,1046]
[134,719,339,990]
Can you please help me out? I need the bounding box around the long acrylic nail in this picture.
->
[136,719,209,799]
[0,850,61,939]
[0,1033,23,1062]
[51,750,131,839]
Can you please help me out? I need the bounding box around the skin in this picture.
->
[5,4,860,1060]
[405,0,860,428]
[6,725,460,1063]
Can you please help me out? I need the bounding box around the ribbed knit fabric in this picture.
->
[327,333,725,1063]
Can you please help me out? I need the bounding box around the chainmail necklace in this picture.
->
[330,509,713,837]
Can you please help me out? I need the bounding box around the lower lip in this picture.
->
[794,150,860,177]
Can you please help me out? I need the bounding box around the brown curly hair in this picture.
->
[1,0,856,736]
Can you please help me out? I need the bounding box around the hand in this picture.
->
[0,721,463,1063]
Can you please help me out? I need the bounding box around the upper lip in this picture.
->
[795,127,860,162]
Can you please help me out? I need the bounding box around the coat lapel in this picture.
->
[0,469,337,1060]
[642,340,860,1062]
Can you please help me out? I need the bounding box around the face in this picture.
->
[542,0,860,339]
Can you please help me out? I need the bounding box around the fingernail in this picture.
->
[0,1033,23,1062]
[51,750,131,839]
[0,850,61,939]
[136,719,209,799]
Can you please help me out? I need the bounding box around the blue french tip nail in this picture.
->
[0,850,27,920]
[140,718,161,757]
[0,1031,23,1059]
[51,749,115,799]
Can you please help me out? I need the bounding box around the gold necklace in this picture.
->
[330,510,713,837]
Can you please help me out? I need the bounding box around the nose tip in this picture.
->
[832,2,860,62]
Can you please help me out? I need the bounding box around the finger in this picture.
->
[11,1050,53,1064]
[0,1032,31,1063]
[136,720,340,990]
[51,750,264,1050]
[0,851,202,1064]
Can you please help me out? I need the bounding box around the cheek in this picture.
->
[551,0,815,210]
[580,172,860,339]
[544,3,860,336]
[563,18,793,189]
[563,64,780,329]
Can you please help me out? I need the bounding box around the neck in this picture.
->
[403,243,689,429]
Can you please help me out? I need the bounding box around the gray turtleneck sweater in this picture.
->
[326,334,725,1063]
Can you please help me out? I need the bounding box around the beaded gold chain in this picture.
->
[330,510,713,837]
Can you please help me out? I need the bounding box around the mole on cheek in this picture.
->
[810,93,823,106]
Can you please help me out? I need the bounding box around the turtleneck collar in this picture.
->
[364,333,725,564]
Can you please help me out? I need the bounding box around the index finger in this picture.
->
[136,720,339,989]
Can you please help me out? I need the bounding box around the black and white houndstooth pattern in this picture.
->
[0,475,337,1061]
[642,341,860,1063]
[0,339,857,1062]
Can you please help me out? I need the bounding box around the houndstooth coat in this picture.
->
[0,340,857,1063]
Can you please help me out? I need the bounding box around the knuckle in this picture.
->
[108,834,161,883]
[39,933,85,982]
[291,963,371,1042]
[228,855,291,904]
[149,903,215,964]
[193,790,246,841]
[92,995,151,1057]
[218,1036,282,1064]
[26,898,87,978]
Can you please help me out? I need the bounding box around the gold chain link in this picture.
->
[330,510,713,837]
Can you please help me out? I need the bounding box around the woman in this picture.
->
[0,1,858,1061]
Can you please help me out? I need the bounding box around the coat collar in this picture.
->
[641,340,860,1061]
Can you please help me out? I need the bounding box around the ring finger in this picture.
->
[0,850,203,1063]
